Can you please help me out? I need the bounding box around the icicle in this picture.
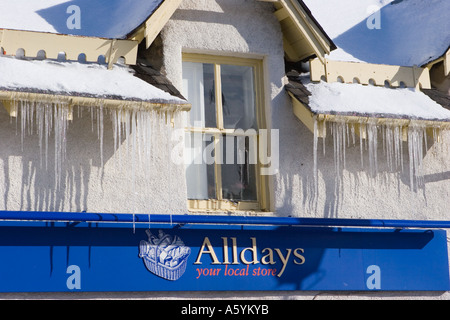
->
[330,119,349,175]
[53,102,70,190]
[322,119,327,156]
[393,125,401,171]
[36,102,44,168]
[423,125,428,153]
[359,120,365,168]
[350,123,356,146]
[399,125,404,172]
[13,99,187,222]
[342,121,347,169]
[166,111,173,222]
[312,113,447,199]
[97,104,104,166]
[20,100,26,151]
[407,124,426,191]
[408,127,416,190]
[367,120,378,177]
[17,100,70,190]
[131,109,137,192]
[313,117,319,197]
[384,124,393,171]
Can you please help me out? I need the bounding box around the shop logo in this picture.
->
[139,230,191,281]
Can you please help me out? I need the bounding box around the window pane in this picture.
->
[185,133,216,200]
[221,135,257,201]
[182,62,216,128]
[202,64,217,128]
[221,64,257,130]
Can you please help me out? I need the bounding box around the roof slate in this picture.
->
[285,70,311,108]
[422,88,450,112]
[131,59,186,102]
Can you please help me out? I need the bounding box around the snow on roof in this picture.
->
[301,75,450,121]
[303,0,450,66]
[0,56,186,105]
[0,0,163,39]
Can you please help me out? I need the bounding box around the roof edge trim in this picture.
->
[0,28,139,69]
[128,0,183,48]
[310,58,432,90]
[268,0,336,63]
[0,89,191,118]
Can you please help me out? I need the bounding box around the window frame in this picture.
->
[182,53,270,212]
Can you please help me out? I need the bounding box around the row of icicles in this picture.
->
[13,100,182,196]
[313,117,447,193]
[9,100,449,213]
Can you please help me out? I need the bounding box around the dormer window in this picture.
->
[182,54,270,212]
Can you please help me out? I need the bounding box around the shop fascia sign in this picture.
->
[0,220,448,292]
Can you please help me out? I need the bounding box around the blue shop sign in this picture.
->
[0,221,448,292]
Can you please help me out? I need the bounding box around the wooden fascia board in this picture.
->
[424,48,450,75]
[129,0,182,48]
[310,58,431,90]
[289,91,315,133]
[133,0,333,62]
[288,91,327,138]
[0,29,138,69]
[445,48,450,76]
[287,0,332,54]
[279,0,331,63]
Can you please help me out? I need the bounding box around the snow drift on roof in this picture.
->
[302,76,450,121]
[303,0,450,66]
[0,56,186,105]
[0,0,163,39]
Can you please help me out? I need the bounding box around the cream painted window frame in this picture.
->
[183,53,270,212]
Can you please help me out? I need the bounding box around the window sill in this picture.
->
[187,199,261,213]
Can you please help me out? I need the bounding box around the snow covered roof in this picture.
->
[0,56,187,107]
[0,0,163,39]
[305,80,450,122]
[303,0,450,67]
[286,72,450,123]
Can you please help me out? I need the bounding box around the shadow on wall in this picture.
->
[274,94,348,219]
[0,106,117,212]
